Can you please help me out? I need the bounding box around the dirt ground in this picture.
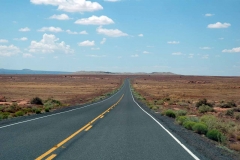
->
[0,75,124,106]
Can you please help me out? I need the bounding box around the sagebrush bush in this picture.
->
[196,98,213,108]
[31,97,43,105]
[198,104,214,113]
[15,111,24,117]
[45,107,50,112]
[176,110,187,117]
[220,101,237,108]
[206,129,225,142]
[165,110,176,118]
[225,109,234,117]
[193,123,208,134]
[183,121,196,130]
[176,116,187,125]
[35,109,41,114]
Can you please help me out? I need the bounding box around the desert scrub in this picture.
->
[192,123,208,135]
[175,110,187,117]
[225,109,234,117]
[176,116,188,125]
[165,109,176,118]
[0,112,10,120]
[196,98,213,108]
[206,129,225,143]
[44,98,62,108]
[198,104,214,113]
[220,101,237,108]
[31,97,43,105]
[183,121,196,130]
[15,111,24,117]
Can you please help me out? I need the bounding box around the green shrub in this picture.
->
[35,109,41,114]
[165,110,176,118]
[220,101,237,108]
[183,121,196,130]
[225,109,234,117]
[193,123,208,134]
[206,129,225,142]
[176,110,187,117]
[31,97,43,105]
[176,116,188,125]
[15,111,24,117]
[198,104,214,113]
[235,113,240,120]
[196,98,213,108]
[45,107,50,112]
[44,98,61,108]
[187,116,199,123]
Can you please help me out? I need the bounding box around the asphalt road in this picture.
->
[0,80,203,160]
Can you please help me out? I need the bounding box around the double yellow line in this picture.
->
[36,94,124,160]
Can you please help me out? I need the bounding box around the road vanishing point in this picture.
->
[0,80,205,160]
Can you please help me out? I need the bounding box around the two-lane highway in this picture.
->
[0,80,204,160]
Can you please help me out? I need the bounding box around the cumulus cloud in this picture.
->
[222,47,240,53]
[0,39,8,43]
[19,27,30,32]
[143,51,150,54]
[91,47,100,50]
[138,34,143,37]
[14,37,28,41]
[167,41,180,44]
[219,38,224,40]
[200,47,212,50]
[96,26,128,37]
[23,53,33,58]
[202,54,209,59]
[75,15,114,25]
[30,0,103,13]
[28,33,74,54]
[66,30,78,34]
[205,13,214,17]
[87,54,106,58]
[207,22,231,29]
[172,52,182,56]
[100,38,106,44]
[0,45,21,56]
[78,40,95,46]
[38,27,64,32]
[80,30,88,34]
[49,14,71,20]
[131,54,139,57]
[104,0,120,2]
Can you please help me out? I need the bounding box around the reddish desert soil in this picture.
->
[0,75,124,106]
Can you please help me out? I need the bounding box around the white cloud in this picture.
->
[0,45,21,56]
[205,13,214,17]
[66,30,78,34]
[23,53,33,58]
[172,52,182,56]
[14,37,28,41]
[104,0,120,2]
[199,47,212,50]
[38,27,64,32]
[143,51,150,54]
[80,30,88,34]
[87,54,106,58]
[138,34,143,37]
[49,14,71,20]
[0,39,8,43]
[19,27,30,32]
[91,47,100,50]
[28,33,74,54]
[219,37,224,40]
[78,40,95,46]
[222,47,240,53]
[75,15,114,25]
[188,54,194,58]
[30,0,103,13]
[168,41,180,44]
[100,38,106,44]
[96,26,128,37]
[131,54,139,57]
[207,22,231,29]
[202,54,209,59]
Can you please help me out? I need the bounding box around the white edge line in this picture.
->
[0,83,125,129]
[129,83,200,160]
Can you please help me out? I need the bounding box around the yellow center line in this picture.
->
[45,154,57,160]
[35,94,124,160]
[85,125,92,131]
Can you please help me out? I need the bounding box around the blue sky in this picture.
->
[0,0,240,76]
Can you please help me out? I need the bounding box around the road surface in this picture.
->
[0,80,203,160]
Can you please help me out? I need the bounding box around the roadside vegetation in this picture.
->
[131,76,240,153]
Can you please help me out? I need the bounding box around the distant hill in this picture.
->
[0,69,72,75]
[74,71,177,75]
